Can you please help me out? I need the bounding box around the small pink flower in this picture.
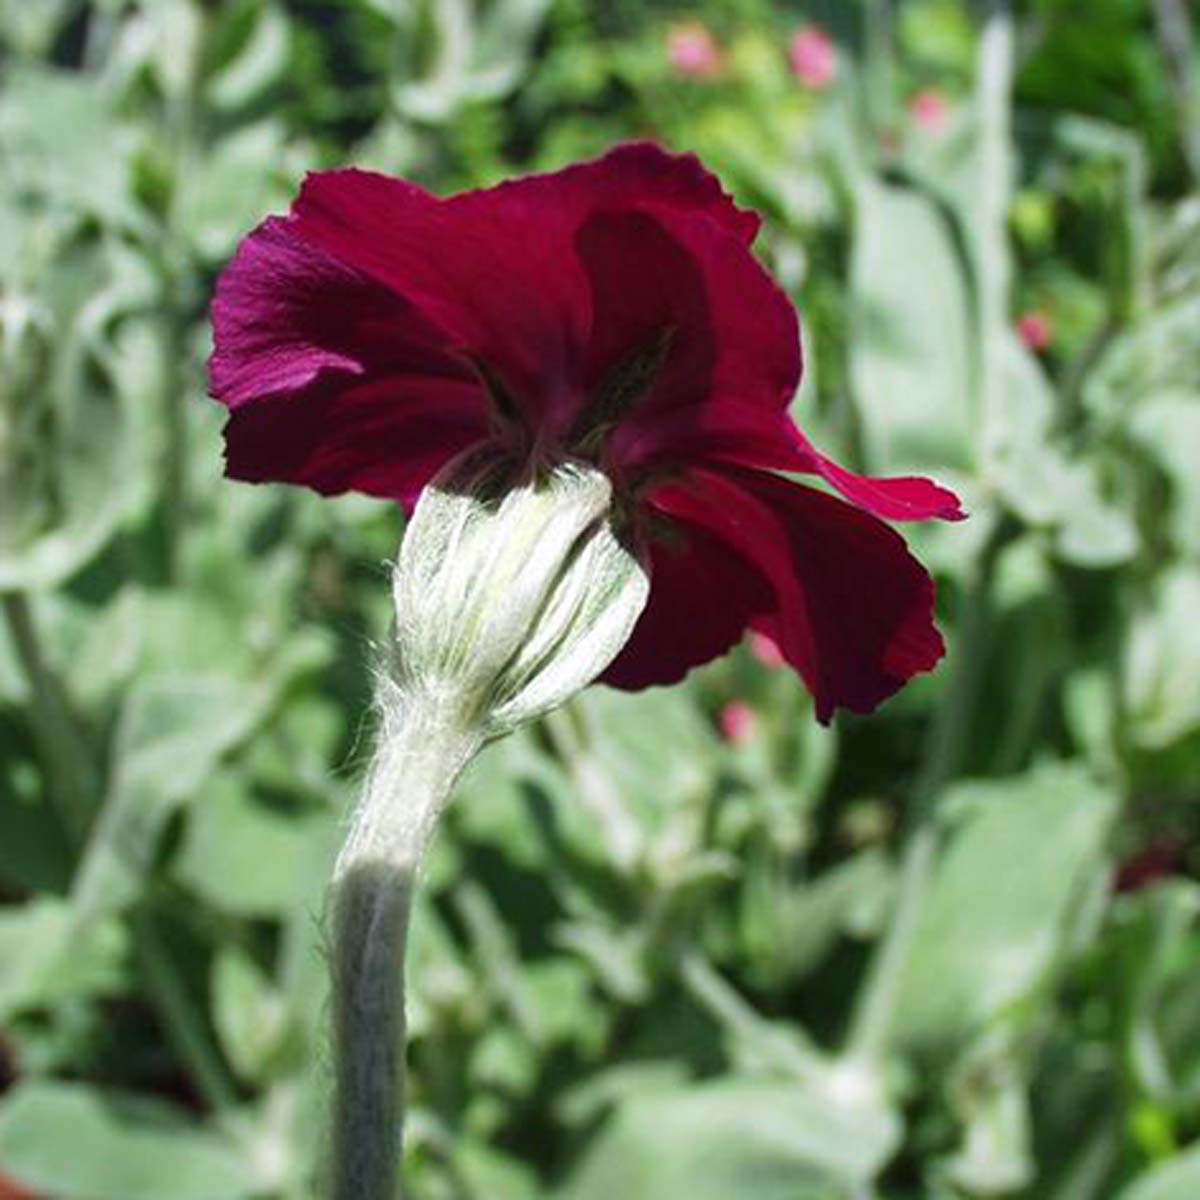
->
[667,22,722,80]
[0,1175,40,1200]
[789,26,837,91]
[1017,310,1053,353]
[910,89,950,137]
[748,630,785,669]
[719,701,757,745]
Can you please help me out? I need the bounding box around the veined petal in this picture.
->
[288,168,582,424]
[209,217,465,409]
[576,206,800,433]
[645,467,945,721]
[609,396,964,523]
[610,400,809,476]
[601,520,771,690]
[473,141,761,245]
[790,430,966,521]
[209,217,490,502]
[284,144,763,429]
[611,403,964,523]
[223,376,490,508]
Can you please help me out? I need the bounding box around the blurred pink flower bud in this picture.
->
[719,701,758,745]
[789,26,837,91]
[910,89,950,136]
[0,1175,40,1200]
[667,22,723,80]
[1016,310,1053,353]
[748,630,785,669]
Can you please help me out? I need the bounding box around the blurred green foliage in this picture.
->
[1,1,1199,1197]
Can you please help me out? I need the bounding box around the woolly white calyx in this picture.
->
[389,446,650,738]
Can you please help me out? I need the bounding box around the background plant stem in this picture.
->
[1152,0,1200,184]
[845,518,1001,1064]
[156,1,208,583]
[1,591,94,841]
[1,588,238,1109]
[847,0,1014,1067]
[131,909,240,1111]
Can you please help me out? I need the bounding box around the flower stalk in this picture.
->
[327,450,649,1198]
[329,695,480,1200]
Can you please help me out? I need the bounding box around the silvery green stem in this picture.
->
[327,450,648,1199]
[330,692,481,1200]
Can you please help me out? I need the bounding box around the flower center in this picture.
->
[568,327,674,457]
[468,326,675,466]
[469,354,526,439]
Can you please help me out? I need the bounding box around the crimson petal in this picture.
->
[209,217,464,409]
[611,402,964,522]
[790,430,966,521]
[601,521,772,690]
[209,217,489,503]
[223,376,490,508]
[284,145,767,429]
[288,168,582,425]
[647,468,945,721]
[481,142,761,244]
[577,206,800,432]
[610,400,809,476]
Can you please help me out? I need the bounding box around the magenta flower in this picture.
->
[209,144,962,722]
[789,26,838,91]
[666,22,723,80]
